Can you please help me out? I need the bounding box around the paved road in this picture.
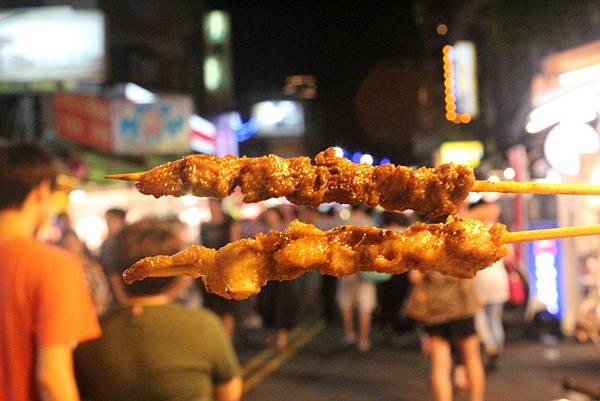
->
[240,324,600,401]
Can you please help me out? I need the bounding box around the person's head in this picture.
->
[263,207,284,229]
[208,199,224,222]
[351,205,372,216]
[381,211,412,230]
[60,229,84,256]
[55,211,72,231]
[110,220,182,297]
[468,199,500,225]
[105,208,127,237]
[280,204,298,223]
[0,143,58,233]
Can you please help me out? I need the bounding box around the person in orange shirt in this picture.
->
[0,143,100,401]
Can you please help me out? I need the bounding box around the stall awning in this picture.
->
[532,40,600,107]
[527,40,600,134]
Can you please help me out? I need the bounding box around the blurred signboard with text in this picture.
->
[112,96,192,156]
[53,93,192,155]
[437,141,484,167]
[53,93,113,151]
[252,101,304,137]
[0,7,105,83]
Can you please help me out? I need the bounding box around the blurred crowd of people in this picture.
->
[0,142,515,401]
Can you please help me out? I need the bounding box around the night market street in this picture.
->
[241,322,600,401]
[4,2,600,401]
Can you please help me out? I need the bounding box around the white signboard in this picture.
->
[0,7,105,82]
[252,101,304,137]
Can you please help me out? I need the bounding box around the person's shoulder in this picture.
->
[36,240,81,268]
[195,306,223,324]
[96,307,132,332]
[100,305,127,321]
[10,239,80,268]
[19,241,85,284]
[166,304,223,326]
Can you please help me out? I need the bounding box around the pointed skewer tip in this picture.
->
[105,172,145,182]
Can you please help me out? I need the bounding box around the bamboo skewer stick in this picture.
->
[105,173,145,182]
[504,225,600,244]
[105,171,600,197]
[471,180,600,195]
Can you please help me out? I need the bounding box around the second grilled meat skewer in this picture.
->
[123,216,508,300]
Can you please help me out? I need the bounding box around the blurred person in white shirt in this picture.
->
[469,200,510,371]
[336,206,376,352]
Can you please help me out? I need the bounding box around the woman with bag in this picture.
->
[408,270,485,401]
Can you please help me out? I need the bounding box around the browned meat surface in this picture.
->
[123,217,508,300]
[133,148,475,218]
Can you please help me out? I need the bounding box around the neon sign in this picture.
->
[442,41,479,124]
[527,221,564,317]
[330,147,391,166]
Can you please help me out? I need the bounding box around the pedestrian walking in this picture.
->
[0,143,100,401]
[408,270,485,401]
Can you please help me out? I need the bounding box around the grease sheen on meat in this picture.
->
[123,217,508,300]
[134,148,475,218]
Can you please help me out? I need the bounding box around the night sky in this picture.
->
[211,1,421,155]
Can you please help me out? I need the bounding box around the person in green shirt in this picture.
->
[74,221,242,401]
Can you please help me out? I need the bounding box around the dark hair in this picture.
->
[468,198,488,209]
[105,208,127,220]
[381,211,412,228]
[351,204,373,215]
[110,220,182,296]
[0,143,57,211]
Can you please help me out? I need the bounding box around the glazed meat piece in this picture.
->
[135,154,242,198]
[123,217,508,300]
[131,148,474,218]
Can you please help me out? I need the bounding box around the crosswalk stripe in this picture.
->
[242,320,325,394]
[241,320,313,376]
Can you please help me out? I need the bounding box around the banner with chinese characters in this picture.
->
[53,93,193,155]
[53,93,113,151]
[112,96,192,155]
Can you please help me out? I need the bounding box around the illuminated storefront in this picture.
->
[526,40,600,334]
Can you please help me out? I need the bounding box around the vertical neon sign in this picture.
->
[527,221,564,317]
